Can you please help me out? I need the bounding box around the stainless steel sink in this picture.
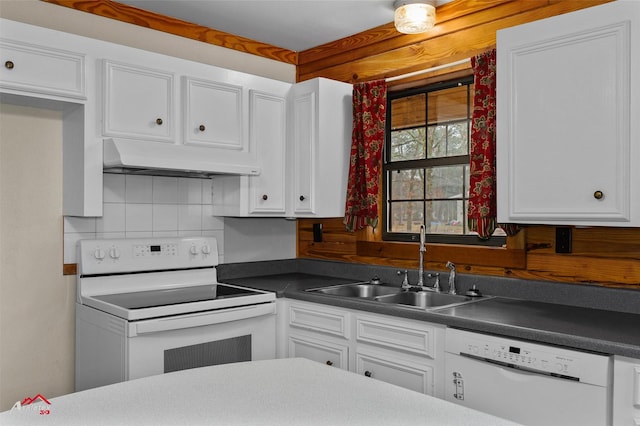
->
[308,283,401,298]
[306,282,491,310]
[374,291,474,309]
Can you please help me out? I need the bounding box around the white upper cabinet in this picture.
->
[103,60,174,142]
[497,0,639,227]
[183,77,243,149]
[212,77,352,218]
[0,39,86,100]
[289,77,352,218]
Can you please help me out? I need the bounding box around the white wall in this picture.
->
[0,1,297,411]
[0,104,75,411]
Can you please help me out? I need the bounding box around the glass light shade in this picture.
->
[394,1,436,34]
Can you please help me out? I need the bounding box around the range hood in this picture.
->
[103,138,260,178]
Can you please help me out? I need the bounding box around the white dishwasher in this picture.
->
[445,328,612,426]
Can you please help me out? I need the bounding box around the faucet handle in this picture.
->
[427,273,441,291]
[397,270,411,289]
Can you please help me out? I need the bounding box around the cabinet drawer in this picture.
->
[289,302,350,339]
[356,315,437,358]
[356,347,434,395]
[288,334,348,370]
[0,39,85,99]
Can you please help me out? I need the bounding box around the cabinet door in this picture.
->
[613,356,640,426]
[249,90,287,214]
[291,90,316,214]
[0,39,85,99]
[288,333,348,370]
[356,347,434,395]
[103,60,173,142]
[183,77,243,150]
[497,1,638,226]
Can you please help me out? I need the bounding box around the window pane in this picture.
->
[390,128,425,162]
[447,121,469,156]
[391,169,424,199]
[389,201,423,233]
[391,94,425,129]
[426,200,465,234]
[425,165,465,200]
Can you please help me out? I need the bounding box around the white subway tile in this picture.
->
[202,179,213,204]
[103,174,126,203]
[124,231,152,239]
[95,232,126,239]
[126,203,153,232]
[64,216,96,234]
[153,176,179,204]
[178,178,203,204]
[153,230,179,238]
[125,175,153,203]
[178,204,203,231]
[97,203,126,233]
[152,204,178,231]
[202,205,224,230]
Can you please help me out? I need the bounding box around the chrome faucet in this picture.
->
[417,224,426,287]
[446,261,457,295]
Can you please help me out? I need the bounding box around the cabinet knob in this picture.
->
[4,60,14,70]
[155,118,163,125]
[299,195,305,201]
[364,371,372,378]
[325,360,333,366]
[198,124,206,132]
[262,194,268,201]
[593,190,604,200]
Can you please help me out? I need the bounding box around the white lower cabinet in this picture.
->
[289,333,349,370]
[613,356,640,426]
[356,347,434,395]
[282,299,445,397]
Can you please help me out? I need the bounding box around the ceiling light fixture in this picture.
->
[393,0,436,34]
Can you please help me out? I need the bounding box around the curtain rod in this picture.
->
[385,58,471,82]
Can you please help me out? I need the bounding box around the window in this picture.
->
[383,77,504,246]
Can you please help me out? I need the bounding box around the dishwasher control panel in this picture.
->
[445,328,610,386]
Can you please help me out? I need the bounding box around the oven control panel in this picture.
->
[78,237,218,275]
[445,328,610,387]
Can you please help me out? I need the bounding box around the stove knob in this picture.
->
[93,248,106,260]
[109,248,121,259]
[202,245,211,255]
[190,245,198,255]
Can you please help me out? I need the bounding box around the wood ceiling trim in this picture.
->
[297,0,516,67]
[41,0,298,65]
[297,0,613,83]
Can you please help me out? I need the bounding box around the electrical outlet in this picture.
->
[313,223,323,242]
[555,227,572,253]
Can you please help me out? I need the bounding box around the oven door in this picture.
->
[75,302,276,391]
[127,303,276,381]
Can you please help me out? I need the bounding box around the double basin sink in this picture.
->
[306,281,490,310]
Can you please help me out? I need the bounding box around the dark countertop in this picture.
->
[223,272,640,359]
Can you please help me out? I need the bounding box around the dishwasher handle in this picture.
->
[460,352,580,382]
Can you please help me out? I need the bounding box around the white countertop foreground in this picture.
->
[1,358,520,425]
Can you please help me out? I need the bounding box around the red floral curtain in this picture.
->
[467,49,519,238]
[343,80,387,232]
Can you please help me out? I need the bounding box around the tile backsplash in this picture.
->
[64,174,224,264]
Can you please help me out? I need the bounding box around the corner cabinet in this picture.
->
[212,77,352,218]
[281,299,445,397]
[496,1,640,227]
[289,78,352,217]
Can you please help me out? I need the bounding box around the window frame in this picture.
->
[382,76,505,247]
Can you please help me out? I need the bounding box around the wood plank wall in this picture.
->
[296,0,640,290]
[49,0,639,288]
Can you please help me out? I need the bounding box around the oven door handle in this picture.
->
[131,303,276,336]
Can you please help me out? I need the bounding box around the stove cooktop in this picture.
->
[93,284,261,310]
